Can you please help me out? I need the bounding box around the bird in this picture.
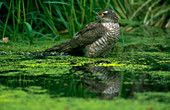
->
[45,9,120,58]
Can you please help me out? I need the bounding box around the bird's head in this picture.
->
[96,9,118,23]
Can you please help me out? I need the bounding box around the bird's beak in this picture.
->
[96,15,102,20]
[95,17,99,20]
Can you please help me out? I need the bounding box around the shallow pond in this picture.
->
[0,29,169,110]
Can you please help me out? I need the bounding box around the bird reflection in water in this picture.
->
[73,63,121,99]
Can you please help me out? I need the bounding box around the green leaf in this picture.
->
[22,22,34,44]
[0,2,3,9]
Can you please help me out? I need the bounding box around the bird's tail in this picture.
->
[45,39,78,52]
[45,40,77,53]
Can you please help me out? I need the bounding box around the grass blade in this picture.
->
[130,0,152,20]
[2,0,12,39]
[22,22,34,44]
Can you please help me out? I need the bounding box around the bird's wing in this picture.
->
[45,22,107,53]
[72,22,107,46]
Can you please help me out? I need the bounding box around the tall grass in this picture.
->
[0,0,169,43]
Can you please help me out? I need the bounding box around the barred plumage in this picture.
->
[86,22,120,57]
[45,9,120,58]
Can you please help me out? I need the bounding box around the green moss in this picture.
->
[0,29,169,110]
[0,86,169,110]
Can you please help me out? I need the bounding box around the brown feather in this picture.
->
[45,9,120,57]
[45,22,107,54]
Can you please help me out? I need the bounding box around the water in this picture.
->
[0,31,169,109]
[0,53,169,100]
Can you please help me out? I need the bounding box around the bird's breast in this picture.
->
[86,22,120,57]
[102,22,120,42]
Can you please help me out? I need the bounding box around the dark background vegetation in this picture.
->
[0,0,169,44]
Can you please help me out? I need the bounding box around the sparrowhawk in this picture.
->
[45,9,120,58]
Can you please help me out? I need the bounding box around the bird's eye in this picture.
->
[100,13,104,17]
